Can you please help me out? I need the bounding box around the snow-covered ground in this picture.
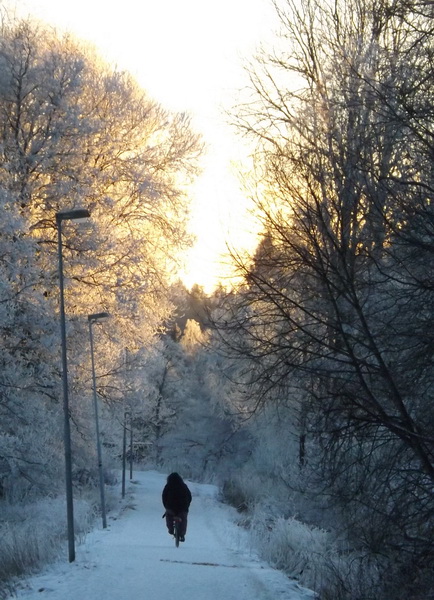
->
[10,471,315,600]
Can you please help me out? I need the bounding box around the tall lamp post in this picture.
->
[122,410,129,499]
[56,208,90,563]
[88,312,110,529]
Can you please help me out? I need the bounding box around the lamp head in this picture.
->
[88,312,110,322]
[56,209,90,222]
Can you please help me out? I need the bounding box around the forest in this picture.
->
[0,1,433,599]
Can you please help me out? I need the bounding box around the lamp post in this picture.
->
[129,415,133,480]
[88,312,110,529]
[121,410,134,493]
[56,208,90,563]
[121,410,129,499]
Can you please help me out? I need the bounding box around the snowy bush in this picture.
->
[220,467,274,512]
[250,510,331,590]
[221,478,250,513]
[318,552,385,600]
[0,494,96,596]
[249,509,387,599]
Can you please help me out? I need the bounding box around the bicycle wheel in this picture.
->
[174,518,180,547]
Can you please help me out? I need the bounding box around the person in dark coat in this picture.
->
[162,472,192,541]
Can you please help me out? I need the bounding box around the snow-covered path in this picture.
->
[12,471,314,600]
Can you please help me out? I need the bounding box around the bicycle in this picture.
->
[172,515,183,547]
[163,511,185,547]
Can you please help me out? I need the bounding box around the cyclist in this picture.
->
[162,472,192,542]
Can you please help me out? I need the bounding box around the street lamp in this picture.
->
[88,312,110,529]
[56,208,90,563]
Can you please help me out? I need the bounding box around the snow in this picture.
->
[11,470,315,600]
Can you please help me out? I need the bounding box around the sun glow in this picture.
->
[180,156,259,293]
[16,0,275,291]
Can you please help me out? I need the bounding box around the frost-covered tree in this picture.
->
[121,286,246,481]
[0,185,63,500]
[0,18,201,333]
[0,15,202,500]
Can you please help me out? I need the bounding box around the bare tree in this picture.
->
[216,0,434,597]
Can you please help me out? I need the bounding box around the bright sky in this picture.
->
[11,470,314,600]
[15,0,278,292]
